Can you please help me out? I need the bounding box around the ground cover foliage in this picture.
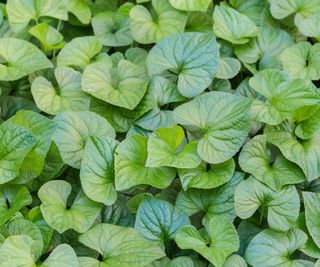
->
[1,0,320,266]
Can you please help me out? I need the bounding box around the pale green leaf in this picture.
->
[176,216,239,267]
[245,228,309,267]
[82,60,149,110]
[8,219,43,260]
[0,235,36,267]
[169,0,212,12]
[147,32,219,97]
[303,191,320,249]
[6,0,68,32]
[216,57,241,79]
[178,159,235,190]
[146,125,201,169]
[269,0,320,20]
[235,26,294,69]
[296,13,320,40]
[79,223,165,267]
[115,135,176,190]
[239,135,305,190]
[57,36,102,69]
[68,0,91,24]
[213,5,259,44]
[38,180,102,233]
[80,136,118,206]
[135,108,175,131]
[266,124,320,181]
[249,69,320,124]
[92,11,132,47]
[175,172,244,221]
[40,244,78,267]
[53,111,115,169]
[148,76,184,106]
[280,42,320,80]
[223,255,247,267]
[235,177,300,231]
[0,38,53,81]
[129,0,187,44]
[173,92,250,164]
[32,66,90,115]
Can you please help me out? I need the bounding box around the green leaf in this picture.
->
[175,172,244,221]
[53,111,115,168]
[135,196,189,246]
[266,124,320,181]
[0,235,78,267]
[80,136,118,205]
[6,0,68,32]
[29,23,64,52]
[0,122,38,183]
[249,69,320,124]
[235,177,300,231]
[92,11,133,47]
[38,180,102,233]
[7,110,56,183]
[213,5,259,44]
[40,244,78,267]
[28,143,65,192]
[295,106,320,139]
[216,57,241,79]
[245,228,309,267]
[57,36,102,69]
[223,255,247,267]
[296,13,320,40]
[68,0,91,24]
[83,0,118,15]
[0,235,36,267]
[169,0,212,12]
[293,212,320,259]
[173,92,250,164]
[28,207,54,255]
[178,159,235,190]
[90,89,156,133]
[147,32,220,97]
[176,216,239,267]
[303,191,320,249]
[239,135,305,190]
[235,26,294,69]
[129,0,187,44]
[0,185,32,225]
[8,219,43,260]
[78,223,165,267]
[32,66,90,115]
[115,134,176,190]
[135,108,175,131]
[167,257,204,267]
[148,76,184,106]
[280,42,320,81]
[269,0,320,20]
[185,11,213,32]
[0,38,53,81]
[146,125,201,168]
[82,60,149,110]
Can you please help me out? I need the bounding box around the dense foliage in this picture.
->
[1,0,320,266]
